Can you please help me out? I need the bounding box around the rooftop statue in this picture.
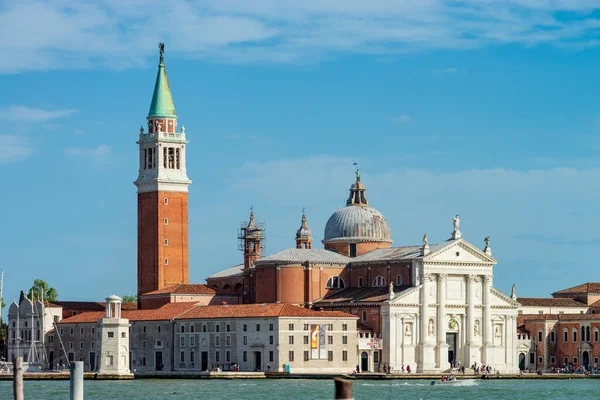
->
[453,215,460,231]
[423,233,428,246]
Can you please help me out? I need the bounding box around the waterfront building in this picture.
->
[516,283,600,372]
[53,301,358,373]
[97,295,132,375]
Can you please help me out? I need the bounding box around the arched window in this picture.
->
[594,329,599,342]
[326,276,346,289]
[372,276,386,287]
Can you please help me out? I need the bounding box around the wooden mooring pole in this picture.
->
[13,356,23,400]
[70,361,84,400]
[334,377,353,400]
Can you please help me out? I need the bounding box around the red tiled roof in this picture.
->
[519,313,600,323]
[58,302,198,324]
[52,301,137,310]
[517,298,586,307]
[552,282,600,295]
[141,284,216,296]
[177,303,356,320]
[314,286,410,305]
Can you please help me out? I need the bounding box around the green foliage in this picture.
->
[121,295,137,303]
[27,279,58,302]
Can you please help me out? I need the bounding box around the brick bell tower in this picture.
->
[134,43,191,304]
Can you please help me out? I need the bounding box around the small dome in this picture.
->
[106,294,122,302]
[296,212,312,240]
[323,205,392,243]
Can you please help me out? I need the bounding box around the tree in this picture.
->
[121,295,137,303]
[27,279,58,303]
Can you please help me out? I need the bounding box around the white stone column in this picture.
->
[464,274,477,367]
[437,273,448,369]
[419,273,435,371]
[482,275,492,364]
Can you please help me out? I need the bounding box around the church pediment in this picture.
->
[490,287,519,309]
[389,285,422,305]
[423,239,496,265]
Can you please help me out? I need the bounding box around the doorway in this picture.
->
[446,333,457,365]
[361,352,368,372]
[254,351,262,371]
[519,353,525,370]
[583,351,590,370]
[201,352,208,371]
[155,351,163,371]
[49,351,54,370]
[89,352,96,372]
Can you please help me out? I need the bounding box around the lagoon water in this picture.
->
[0,378,596,399]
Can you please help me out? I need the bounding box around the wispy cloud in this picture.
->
[392,115,412,123]
[2,1,600,73]
[0,135,36,163]
[65,145,111,163]
[445,67,457,73]
[0,106,78,122]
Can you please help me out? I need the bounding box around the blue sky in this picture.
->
[2,1,600,308]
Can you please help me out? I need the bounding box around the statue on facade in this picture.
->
[485,236,491,247]
[495,326,501,338]
[511,284,516,300]
[405,324,412,336]
[159,42,165,56]
[423,233,428,246]
[453,215,460,231]
[474,319,480,336]
[140,126,144,134]
[388,282,394,300]
[428,319,434,336]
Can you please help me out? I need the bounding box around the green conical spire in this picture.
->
[148,43,177,119]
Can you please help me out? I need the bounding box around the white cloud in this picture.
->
[445,67,457,73]
[0,106,78,122]
[65,145,112,163]
[0,135,36,163]
[392,115,412,123]
[1,1,600,72]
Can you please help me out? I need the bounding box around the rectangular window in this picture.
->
[226,351,231,362]
[349,243,357,257]
[342,324,347,332]
[107,332,114,338]
[328,324,333,330]
[328,336,333,345]
[269,351,274,362]
[121,332,126,338]
[289,324,294,331]
[564,331,568,343]
[156,340,162,347]
[304,336,309,345]
[358,277,363,287]
[550,356,556,364]
[530,353,535,364]
[79,342,83,349]
[243,336,247,345]
[304,324,309,331]
[342,336,348,345]
[190,351,194,363]
[92,327,95,335]
[362,311,367,322]
[158,325,161,333]
[164,258,168,265]
[270,336,274,345]
[190,325,195,333]
[49,335,54,344]
[190,337,195,346]
[142,326,146,334]
[289,351,294,362]
[180,337,185,347]
[304,351,309,361]
[180,352,185,363]
[243,324,247,332]
[288,336,294,345]
[538,356,543,364]
[269,324,273,331]
[328,351,333,361]
[226,336,231,346]
[257,324,261,332]
[396,275,403,286]
[203,325,207,333]
[550,331,555,342]
[142,340,146,348]
[181,325,185,333]
[164,218,168,225]
[216,325,220,333]
[573,356,578,364]
[573,331,578,342]
[216,336,220,346]
[596,330,599,342]
[69,342,73,349]
[342,351,348,361]
[216,351,220,362]
[538,331,542,342]
[564,357,568,365]
[80,328,84,335]
[595,357,599,365]
[226,324,231,332]
[142,357,146,366]
[243,351,247,362]
[374,352,379,364]
[70,328,74,335]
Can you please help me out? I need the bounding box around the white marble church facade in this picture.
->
[381,232,519,373]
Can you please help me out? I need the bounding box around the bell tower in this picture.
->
[134,43,191,303]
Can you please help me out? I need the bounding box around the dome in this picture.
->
[323,205,392,243]
[296,212,312,240]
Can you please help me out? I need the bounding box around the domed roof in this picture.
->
[322,172,392,244]
[323,205,392,243]
[296,211,312,240]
